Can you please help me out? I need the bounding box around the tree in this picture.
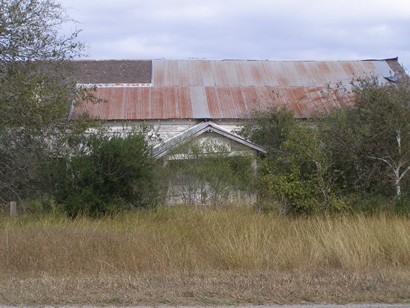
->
[0,0,83,62]
[0,0,94,204]
[322,78,410,200]
[242,107,344,214]
[241,107,297,159]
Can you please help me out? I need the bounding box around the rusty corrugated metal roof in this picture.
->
[74,58,403,120]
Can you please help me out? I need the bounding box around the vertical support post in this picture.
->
[10,201,17,217]
[251,157,258,175]
[251,158,258,204]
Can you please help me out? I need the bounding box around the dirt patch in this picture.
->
[1,271,409,306]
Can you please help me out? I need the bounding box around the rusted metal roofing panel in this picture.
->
[248,61,270,86]
[139,87,151,120]
[257,87,276,111]
[95,88,121,119]
[290,88,315,117]
[200,60,216,86]
[276,62,292,87]
[151,87,164,119]
[114,88,125,119]
[163,87,178,119]
[369,60,393,78]
[230,87,248,117]
[261,61,280,86]
[177,61,189,86]
[161,60,178,86]
[74,58,405,121]
[212,61,233,86]
[127,88,139,120]
[187,60,204,86]
[152,60,164,86]
[223,61,240,86]
[293,62,311,86]
[190,86,210,118]
[235,61,255,86]
[205,87,222,118]
[241,87,261,112]
[179,86,193,119]
[216,88,235,118]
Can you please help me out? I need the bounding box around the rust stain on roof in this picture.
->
[74,58,404,120]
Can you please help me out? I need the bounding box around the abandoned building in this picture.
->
[72,57,406,204]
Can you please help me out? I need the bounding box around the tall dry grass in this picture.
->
[1,206,409,276]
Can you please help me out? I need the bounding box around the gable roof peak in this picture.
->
[152,121,266,159]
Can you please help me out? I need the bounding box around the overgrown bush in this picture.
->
[164,140,256,205]
[243,107,346,215]
[45,131,160,217]
[0,0,93,204]
[321,78,410,200]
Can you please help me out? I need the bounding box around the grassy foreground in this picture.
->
[0,206,409,305]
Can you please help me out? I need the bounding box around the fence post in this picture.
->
[10,201,17,217]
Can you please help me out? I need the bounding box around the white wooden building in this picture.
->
[72,57,406,204]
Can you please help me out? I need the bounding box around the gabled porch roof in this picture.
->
[152,121,266,158]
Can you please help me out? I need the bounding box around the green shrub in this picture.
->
[164,140,256,205]
[347,193,410,215]
[46,131,160,217]
[244,107,344,215]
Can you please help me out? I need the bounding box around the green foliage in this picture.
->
[45,131,159,217]
[0,62,96,203]
[321,78,410,200]
[164,140,256,205]
[241,107,296,157]
[245,107,346,215]
[0,0,84,62]
[0,0,94,204]
[251,80,410,214]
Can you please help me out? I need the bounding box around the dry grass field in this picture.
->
[0,206,409,305]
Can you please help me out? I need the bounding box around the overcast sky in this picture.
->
[61,0,410,71]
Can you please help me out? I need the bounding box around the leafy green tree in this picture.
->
[241,108,297,158]
[0,0,83,62]
[243,107,345,214]
[322,78,410,200]
[0,0,95,203]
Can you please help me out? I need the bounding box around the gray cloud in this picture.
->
[61,0,410,70]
